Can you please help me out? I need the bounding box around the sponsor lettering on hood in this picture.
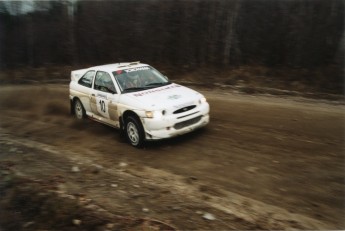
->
[132,84,181,97]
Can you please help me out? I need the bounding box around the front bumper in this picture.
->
[141,103,210,140]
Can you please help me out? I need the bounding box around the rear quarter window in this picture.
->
[78,70,95,88]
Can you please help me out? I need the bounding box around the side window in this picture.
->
[78,71,95,88]
[94,71,116,94]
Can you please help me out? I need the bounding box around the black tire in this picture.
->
[74,99,86,119]
[125,116,145,148]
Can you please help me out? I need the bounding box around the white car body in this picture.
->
[69,62,210,147]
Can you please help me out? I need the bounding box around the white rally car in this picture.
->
[69,62,210,147]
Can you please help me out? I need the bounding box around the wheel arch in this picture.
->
[122,110,141,124]
[120,110,137,132]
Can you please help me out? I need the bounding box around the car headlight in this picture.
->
[145,110,163,119]
[199,97,207,104]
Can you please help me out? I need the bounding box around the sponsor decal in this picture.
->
[168,94,182,100]
[133,84,181,97]
[125,66,150,73]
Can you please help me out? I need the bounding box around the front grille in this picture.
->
[173,105,196,114]
[177,111,198,119]
[174,116,202,130]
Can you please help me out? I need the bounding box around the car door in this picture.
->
[90,71,120,126]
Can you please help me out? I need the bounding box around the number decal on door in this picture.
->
[99,100,106,113]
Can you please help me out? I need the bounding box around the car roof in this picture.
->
[89,61,148,72]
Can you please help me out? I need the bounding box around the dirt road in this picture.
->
[0,84,344,230]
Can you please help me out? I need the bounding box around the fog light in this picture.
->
[146,111,154,118]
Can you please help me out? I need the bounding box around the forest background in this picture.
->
[0,0,343,95]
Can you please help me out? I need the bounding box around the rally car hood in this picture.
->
[122,83,202,110]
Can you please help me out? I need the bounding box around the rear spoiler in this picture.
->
[71,68,88,82]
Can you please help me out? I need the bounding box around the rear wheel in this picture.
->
[125,116,145,148]
[74,99,86,119]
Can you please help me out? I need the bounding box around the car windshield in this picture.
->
[113,66,170,93]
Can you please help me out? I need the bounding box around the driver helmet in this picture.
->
[104,79,113,88]
[127,71,140,81]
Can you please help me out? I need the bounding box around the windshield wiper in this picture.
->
[122,87,148,93]
[145,82,171,87]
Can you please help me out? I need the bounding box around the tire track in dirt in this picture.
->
[0,132,332,230]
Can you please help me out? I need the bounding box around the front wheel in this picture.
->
[125,116,145,148]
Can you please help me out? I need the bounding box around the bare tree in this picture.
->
[223,0,241,65]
